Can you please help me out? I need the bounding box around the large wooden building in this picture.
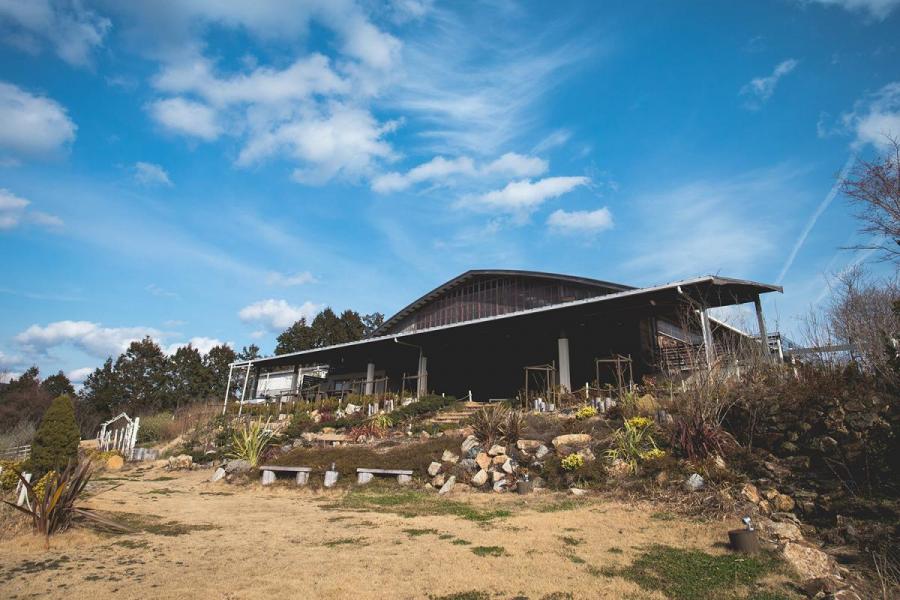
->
[230,270,781,403]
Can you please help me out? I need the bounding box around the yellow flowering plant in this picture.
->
[575,405,598,420]
[605,416,662,473]
[561,453,585,472]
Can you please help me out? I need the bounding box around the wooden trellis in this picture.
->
[97,412,140,459]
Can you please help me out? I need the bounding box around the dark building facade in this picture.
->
[229,270,781,404]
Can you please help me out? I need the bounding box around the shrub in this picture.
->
[471,404,508,447]
[1,460,126,549]
[228,419,274,467]
[605,416,661,474]
[575,405,598,420]
[673,416,730,461]
[29,395,81,477]
[501,409,524,443]
[0,460,24,490]
[561,453,585,471]
[136,412,177,444]
[389,394,457,422]
[371,413,393,430]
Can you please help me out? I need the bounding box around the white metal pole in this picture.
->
[222,363,234,415]
[238,363,251,417]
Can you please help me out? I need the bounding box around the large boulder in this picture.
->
[475,452,491,470]
[471,469,489,486]
[516,439,543,452]
[759,518,803,542]
[427,461,442,477]
[488,444,506,457]
[461,435,481,458]
[438,475,456,495]
[552,434,592,449]
[224,459,251,474]
[782,542,835,580]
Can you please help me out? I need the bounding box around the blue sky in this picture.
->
[1,0,898,383]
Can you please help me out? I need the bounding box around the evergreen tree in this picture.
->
[80,358,121,421]
[29,395,81,476]
[41,370,75,399]
[237,344,261,360]
[168,345,211,409]
[205,344,237,398]
[0,366,52,432]
[362,312,385,337]
[311,308,345,347]
[115,337,170,413]
[275,319,316,354]
[339,309,366,342]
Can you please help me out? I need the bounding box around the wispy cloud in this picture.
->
[740,59,799,110]
[15,320,162,359]
[458,176,589,219]
[0,188,62,230]
[547,206,613,235]
[837,81,900,150]
[797,0,900,20]
[238,299,322,331]
[266,271,317,286]
[0,0,111,67]
[371,152,547,194]
[134,161,173,186]
[145,283,179,299]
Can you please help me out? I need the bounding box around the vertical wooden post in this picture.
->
[700,309,715,367]
[754,295,771,361]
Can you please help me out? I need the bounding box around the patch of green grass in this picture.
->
[451,539,471,545]
[607,544,781,600]
[198,491,233,496]
[147,476,177,481]
[541,594,574,600]
[428,592,489,600]
[566,554,586,564]
[535,499,585,513]
[326,485,511,522]
[146,488,181,495]
[559,535,583,547]
[322,537,367,548]
[403,528,438,537]
[438,533,454,540]
[99,512,217,537]
[471,545,506,557]
[746,590,796,600]
[608,546,624,554]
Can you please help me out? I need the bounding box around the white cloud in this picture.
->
[838,82,900,150]
[15,320,162,358]
[372,152,548,194]
[532,129,572,154]
[0,188,62,230]
[164,336,227,356]
[547,207,614,234]
[0,0,111,67]
[461,176,589,216]
[238,299,322,331]
[799,0,900,19]
[145,283,178,298]
[0,81,76,162]
[134,161,172,186]
[66,367,94,384]
[152,54,349,107]
[0,349,23,371]
[740,59,799,109]
[265,271,316,286]
[148,97,221,141]
[237,103,398,184]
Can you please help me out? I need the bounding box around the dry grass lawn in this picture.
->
[0,464,794,600]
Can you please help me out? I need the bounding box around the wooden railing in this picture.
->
[0,445,31,461]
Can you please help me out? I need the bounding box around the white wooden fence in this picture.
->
[97,413,140,460]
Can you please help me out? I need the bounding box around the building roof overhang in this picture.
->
[235,274,782,371]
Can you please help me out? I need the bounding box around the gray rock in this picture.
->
[471,469,489,486]
[441,450,459,463]
[684,473,705,492]
[459,458,478,472]
[488,444,506,456]
[427,461,442,477]
[516,439,543,452]
[535,445,550,459]
[461,435,481,457]
[210,467,226,483]
[224,459,251,474]
[492,480,507,493]
[492,470,505,483]
[438,475,456,495]
[569,487,587,496]
[501,458,514,474]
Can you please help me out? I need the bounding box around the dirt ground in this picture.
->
[0,464,743,600]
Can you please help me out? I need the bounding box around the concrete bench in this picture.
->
[259,465,312,486]
[356,468,413,485]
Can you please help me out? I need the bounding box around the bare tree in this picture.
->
[841,136,900,263]
[827,266,899,383]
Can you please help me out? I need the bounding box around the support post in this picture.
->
[365,362,375,395]
[238,364,251,416]
[700,309,715,367]
[222,363,234,415]
[416,356,428,398]
[754,295,771,361]
[558,336,571,391]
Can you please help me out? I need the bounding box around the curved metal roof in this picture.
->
[371,269,633,336]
